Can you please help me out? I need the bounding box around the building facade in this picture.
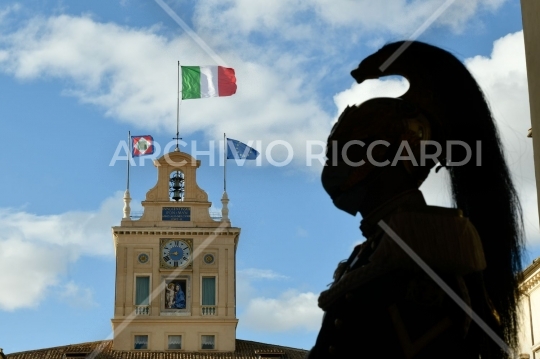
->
[518,259,540,358]
[520,0,540,225]
[516,2,540,357]
[111,150,239,352]
[5,149,308,358]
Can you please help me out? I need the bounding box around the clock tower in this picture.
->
[111,150,239,352]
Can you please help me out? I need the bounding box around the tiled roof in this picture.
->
[6,340,308,359]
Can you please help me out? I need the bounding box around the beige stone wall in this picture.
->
[112,151,240,352]
[515,2,540,357]
[521,0,540,228]
[111,320,238,351]
[518,261,540,357]
[111,229,239,351]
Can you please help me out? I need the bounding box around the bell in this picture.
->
[169,171,184,202]
[172,189,182,202]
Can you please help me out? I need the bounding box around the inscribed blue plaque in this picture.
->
[162,207,191,221]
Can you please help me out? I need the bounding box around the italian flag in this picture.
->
[181,66,237,100]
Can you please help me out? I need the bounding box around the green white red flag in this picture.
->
[181,66,237,100]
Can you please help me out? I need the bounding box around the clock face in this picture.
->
[161,240,192,268]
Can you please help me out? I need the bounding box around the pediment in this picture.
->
[153,151,201,169]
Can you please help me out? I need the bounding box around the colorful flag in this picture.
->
[132,135,154,157]
[181,66,237,100]
[227,138,259,160]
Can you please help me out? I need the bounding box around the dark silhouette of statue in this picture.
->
[308,41,524,359]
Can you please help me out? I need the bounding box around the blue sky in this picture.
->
[0,0,537,353]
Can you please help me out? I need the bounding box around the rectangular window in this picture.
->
[168,335,182,350]
[134,335,148,350]
[201,335,215,350]
[135,276,150,305]
[202,277,216,305]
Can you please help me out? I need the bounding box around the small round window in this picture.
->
[138,253,149,264]
[203,254,215,264]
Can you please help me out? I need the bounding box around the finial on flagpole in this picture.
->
[221,191,230,223]
[223,133,227,192]
[124,130,132,220]
[127,130,131,191]
[173,132,181,152]
[123,189,132,220]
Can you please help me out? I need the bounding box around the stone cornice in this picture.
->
[520,266,540,294]
[110,318,239,324]
[112,228,240,237]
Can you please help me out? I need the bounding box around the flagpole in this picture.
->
[224,133,227,192]
[221,133,230,223]
[127,130,131,191]
[123,131,132,220]
[176,61,180,150]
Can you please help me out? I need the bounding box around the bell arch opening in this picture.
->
[169,170,185,202]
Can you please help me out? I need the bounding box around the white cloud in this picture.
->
[0,15,183,127]
[0,3,20,23]
[197,0,309,35]
[238,268,289,281]
[57,281,97,309]
[241,290,322,332]
[0,238,66,311]
[0,192,122,311]
[0,2,514,169]
[194,0,507,42]
[333,76,410,116]
[465,31,538,245]
[236,268,322,332]
[236,268,289,308]
[0,14,331,165]
[312,0,506,32]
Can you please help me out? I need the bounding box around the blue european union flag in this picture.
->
[227,138,259,160]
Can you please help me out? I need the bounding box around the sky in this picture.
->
[0,0,537,353]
